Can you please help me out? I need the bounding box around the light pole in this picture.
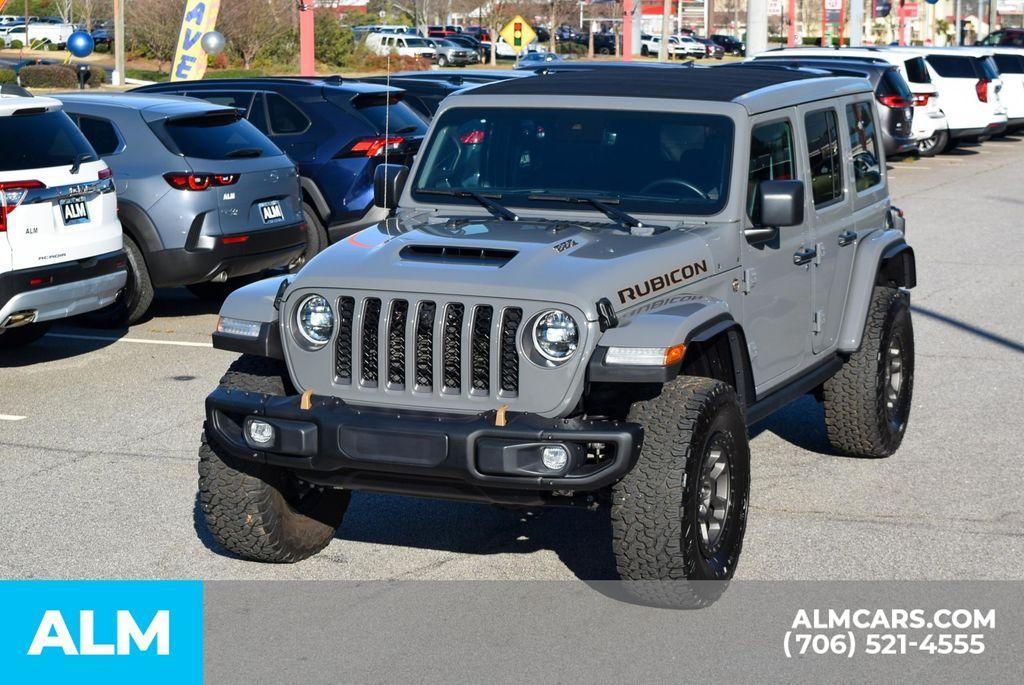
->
[747,0,769,55]
[113,0,125,86]
[298,2,314,76]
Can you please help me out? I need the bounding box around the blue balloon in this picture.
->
[67,31,94,58]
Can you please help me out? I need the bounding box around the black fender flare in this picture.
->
[117,200,164,256]
[876,240,916,289]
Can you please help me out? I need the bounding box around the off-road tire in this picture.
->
[301,202,329,265]
[823,286,914,458]
[917,129,948,158]
[610,377,750,608]
[0,321,52,349]
[87,235,153,326]
[198,355,350,562]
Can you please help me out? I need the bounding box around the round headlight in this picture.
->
[533,309,578,362]
[296,295,334,346]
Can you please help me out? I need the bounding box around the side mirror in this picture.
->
[746,179,804,240]
[373,164,409,210]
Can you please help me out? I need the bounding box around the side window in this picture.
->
[77,116,121,156]
[748,120,795,222]
[199,91,254,114]
[266,93,310,135]
[845,101,882,191]
[804,108,843,207]
[248,93,269,134]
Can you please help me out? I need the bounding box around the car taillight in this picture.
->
[164,173,240,191]
[877,94,914,109]
[459,130,486,144]
[976,79,990,103]
[98,167,113,180]
[337,136,405,158]
[913,93,930,106]
[0,180,45,232]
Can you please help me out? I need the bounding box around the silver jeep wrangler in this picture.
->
[201,65,915,606]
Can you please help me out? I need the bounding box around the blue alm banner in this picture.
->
[0,581,203,684]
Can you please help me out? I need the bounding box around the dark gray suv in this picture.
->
[56,92,307,323]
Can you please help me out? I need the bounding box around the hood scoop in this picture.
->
[399,245,518,267]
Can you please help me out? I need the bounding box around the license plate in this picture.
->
[259,201,284,224]
[60,197,89,225]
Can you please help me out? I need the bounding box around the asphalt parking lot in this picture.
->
[1,138,1022,582]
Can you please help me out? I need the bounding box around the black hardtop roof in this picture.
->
[462,64,835,102]
[134,75,398,97]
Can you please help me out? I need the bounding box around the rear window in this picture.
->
[878,69,914,99]
[993,53,1024,74]
[926,55,980,79]
[0,109,95,172]
[903,57,931,84]
[158,112,281,160]
[354,96,428,135]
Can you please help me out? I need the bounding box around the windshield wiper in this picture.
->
[225,148,262,158]
[526,194,642,229]
[69,152,94,175]
[417,188,519,221]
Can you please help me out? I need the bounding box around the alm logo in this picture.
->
[28,609,170,656]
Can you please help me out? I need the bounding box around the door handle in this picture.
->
[838,230,857,247]
[793,248,817,266]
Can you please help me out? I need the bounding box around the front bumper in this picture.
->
[205,388,643,506]
[0,250,127,326]
[147,221,306,288]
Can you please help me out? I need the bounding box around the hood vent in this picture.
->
[400,245,518,267]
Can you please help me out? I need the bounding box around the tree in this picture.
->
[126,0,183,72]
[315,9,355,67]
[220,0,294,70]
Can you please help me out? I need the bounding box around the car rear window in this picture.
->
[877,69,914,99]
[993,53,1024,74]
[158,111,281,160]
[926,55,980,78]
[0,109,95,172]
[353,95,428,134]
[903,56,931,84]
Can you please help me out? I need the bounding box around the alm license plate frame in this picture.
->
[259,201,284,224]
[59,197,90,226]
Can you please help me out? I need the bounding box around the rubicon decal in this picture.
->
[617,259,709,304]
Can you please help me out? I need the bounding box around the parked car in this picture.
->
[0,93,126,348]
[741,58,917,157]
[356,75,470,119]
[422,37,478,67]
[463,26,491,42]
[892,47,1008,147]
[696,37,725,59]
[56,93,308,322]
[426,25,462,38]
[513,51,563,69]
[572,32,617,55]
[446,33,487,59]
[364,32,436,60]
[201,64,916,610]
[91,25,112,46]
[989,47,1024,132]
[752,47,948,156]
[133,77,428,247]
[710,34,745,56]
[977,28,1024,47]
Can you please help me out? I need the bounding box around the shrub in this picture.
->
[556,41,587,56]
[9,39,23,49]
[19,64,78,89]
[357,51,431,73]
[94,43,110,53]
[86,65,108,87]
[0,68,16,84]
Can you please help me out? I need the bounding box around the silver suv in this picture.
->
[199,65,916,606]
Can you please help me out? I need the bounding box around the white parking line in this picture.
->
[0,414,27,421]
[48,333,213,348]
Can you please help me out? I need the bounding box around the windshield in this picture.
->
[412,107,734,217]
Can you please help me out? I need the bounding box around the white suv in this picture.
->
[991,48,1024,132]
[0,93,125,349]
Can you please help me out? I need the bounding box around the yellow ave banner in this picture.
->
[170,0,222,82]
[499,16,537,55]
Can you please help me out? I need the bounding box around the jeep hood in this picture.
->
[292,215,722,321]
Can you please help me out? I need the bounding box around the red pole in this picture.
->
[623,0,634,61]
[821,0,828,46]
[788,0,796,46]
[299,3,315,76]
[897,0,905,45]
[839,0,846,45]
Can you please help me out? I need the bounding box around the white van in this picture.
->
[3,21,74,48]
[751,46,949,155]
[0,93,126,348]
[364,33,436,60]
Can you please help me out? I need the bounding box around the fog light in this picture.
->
[541,445,569,471]
[248,419,275,446]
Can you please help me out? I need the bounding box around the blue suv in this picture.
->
[133,77,427,251]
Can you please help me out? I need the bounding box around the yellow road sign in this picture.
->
[499,16,537,55]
